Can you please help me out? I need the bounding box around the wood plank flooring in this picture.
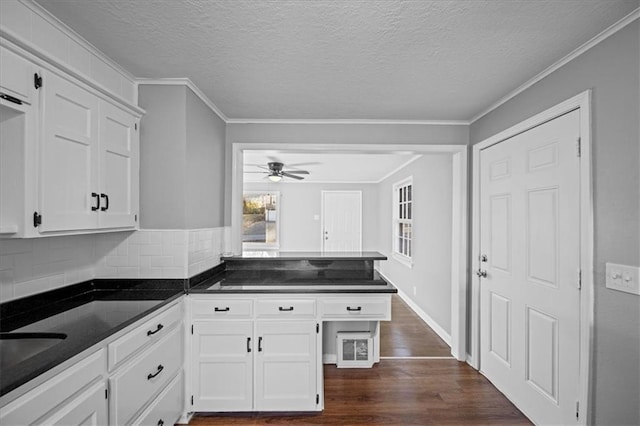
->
[188,295,531,425]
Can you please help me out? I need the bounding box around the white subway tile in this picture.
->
[148,231,163,245]
[1,239,33,255]
[106,256,128,267]
[139,244,162,256]
[150,256,173,268]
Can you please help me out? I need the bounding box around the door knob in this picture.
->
[480,254,488,262]
[476,270,487,278]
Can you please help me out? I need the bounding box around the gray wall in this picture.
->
[377,154,453,334]
[470,21,640,426]
[139,85,226,229]
[243,182,380,251]
[225,122,468,224]
[139,85,187,229]
[186,89,226,228]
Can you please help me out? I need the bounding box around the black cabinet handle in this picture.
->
[0,93,23,105]
[346,306,362,312]
[100,193,109,211]
[147,364,164,380]
[247,337,252,352]
[147,324,164,336]
[214,307,230,312]
[91,193,100,211]
[279,306,294,311]
[158,420,164,426]
[258,336,263,352]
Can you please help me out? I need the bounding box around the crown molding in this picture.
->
[226,118,469,125]
[470,7,640,124]
[19,0,137,83]
[136,78,229,122]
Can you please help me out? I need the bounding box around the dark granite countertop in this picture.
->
[189,270,397,294]
[221,251,388,261]
[0,279,184,398]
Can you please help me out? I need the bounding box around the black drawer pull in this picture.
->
[91,192,100,211]
[279,306,294,311]
[247,337,252,352]
[147,324,164,336]
[0,93,23,105]
[346,306,362,312]
[158,420,164,426]
[100,193,109,211]
[214,307,230,312]
[147,364,164,380]
[258,336,263,352]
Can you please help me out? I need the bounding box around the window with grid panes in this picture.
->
[393,178,412,261]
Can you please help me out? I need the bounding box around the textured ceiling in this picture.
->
[37,0,638,121]
[243,151,420,183]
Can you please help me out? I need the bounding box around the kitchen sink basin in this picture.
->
[0,332,67,369]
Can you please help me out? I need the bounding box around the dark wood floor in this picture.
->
[189,295,531,425]
[380,295,452,357]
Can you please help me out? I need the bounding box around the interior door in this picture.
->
[40,71,100,232]
[479,109,581,425]
[99,100,138,229]
[322,191,362,252]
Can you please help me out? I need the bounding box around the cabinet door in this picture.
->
[192,321,253,411]
[98,100,138,229]
[0,46,35,105]
[255,321,318,411]
[37,381,107,426]
[39,71,100,232]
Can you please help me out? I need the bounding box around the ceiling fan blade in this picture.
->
[281,172,304,180]
[244,171,268,173]
[282,170,309,174]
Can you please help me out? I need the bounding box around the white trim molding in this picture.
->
[470,90,593,425]
[136,78,229,122]
[471,8,639,123]
[226,118,470,126]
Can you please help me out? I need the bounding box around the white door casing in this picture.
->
[321,191,362,252]
[478,109,581,425]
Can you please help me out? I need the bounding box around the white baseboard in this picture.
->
[323,354,337,364]
[379,273,452,348]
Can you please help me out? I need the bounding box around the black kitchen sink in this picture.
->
[0,332,67,370]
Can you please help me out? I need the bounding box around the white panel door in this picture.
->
[40,71,99,232]
[479,110,581,425]
[0,46,36,105]
[322,191,362,252]
[191,321,253,412]
[99,100,138,229]
[255,321,317,411]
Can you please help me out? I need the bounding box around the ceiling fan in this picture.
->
[248,162,310,182]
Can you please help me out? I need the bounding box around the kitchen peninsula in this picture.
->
[185,251,396,415]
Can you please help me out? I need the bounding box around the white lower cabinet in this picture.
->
[190,297,320,413]
[131,371,184,426]
[39,381,108,426]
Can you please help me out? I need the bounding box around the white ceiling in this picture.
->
[243,151,421,183]
[36,0,638,121]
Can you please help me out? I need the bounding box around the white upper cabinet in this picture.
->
[0,45,36,105]
[38,70,139,234]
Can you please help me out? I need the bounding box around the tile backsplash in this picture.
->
[0,227,230,302]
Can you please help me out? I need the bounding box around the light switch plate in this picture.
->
[605,263,640,295]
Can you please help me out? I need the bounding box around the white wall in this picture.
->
[243,182,379,251]
[377,154,454,335]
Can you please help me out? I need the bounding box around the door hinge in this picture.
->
[577,269,582,290]
[316,394,319,404]
[191,324,194,335]
[191,395,194,406]
[316,323,319,334]
[134,122,138,131]
[134,214,138,222]
[105,388,108,399]
[576,137,581,157]
[576,401,579,420]
[33,212,42,227]
[34,73,42,89]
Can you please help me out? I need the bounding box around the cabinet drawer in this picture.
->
[0,349,105,426]
[256,299,316,318]
[108,303,182,371]
[320,297,391,320]
[131,371,183,426]
[192,299,252,319]
[110,325,182,426]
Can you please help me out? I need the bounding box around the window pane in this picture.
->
[243,193,278,244]
[407,185,412,201]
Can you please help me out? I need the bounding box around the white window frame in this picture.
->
[242,191,280,250]
[392,177,413,268]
